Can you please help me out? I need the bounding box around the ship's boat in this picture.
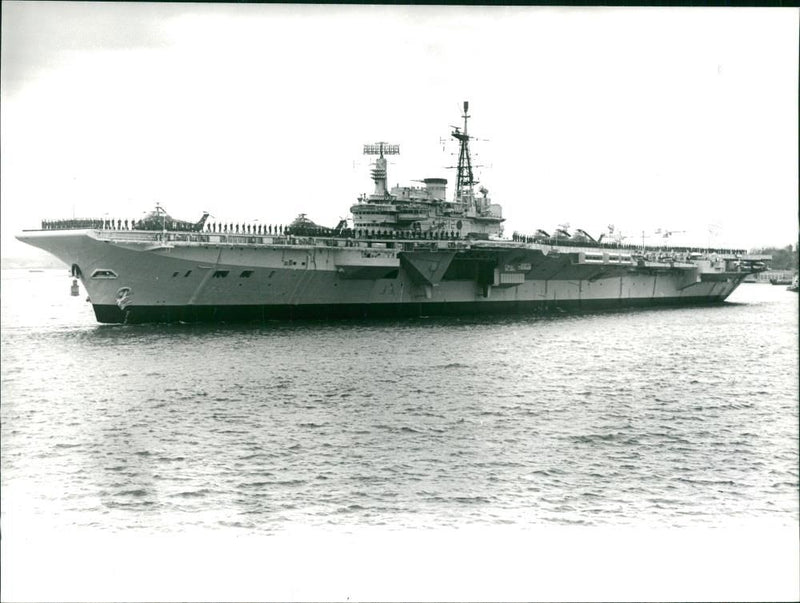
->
[17,101,771,324]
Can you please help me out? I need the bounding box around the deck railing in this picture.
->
[36,219,753,257]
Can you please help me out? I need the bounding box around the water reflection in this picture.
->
[2,270,797,534]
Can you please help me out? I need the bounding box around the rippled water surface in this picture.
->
[2,268,797,537]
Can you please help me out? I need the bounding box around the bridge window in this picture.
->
[212,270,230,278]
[184,270,192,277]
[240,270,254,278]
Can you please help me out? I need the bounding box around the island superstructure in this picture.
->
[351,102,503,239]
[17,102,769,324]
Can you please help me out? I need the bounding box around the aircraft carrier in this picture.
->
[17,102,769,324]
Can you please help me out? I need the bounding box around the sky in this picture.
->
[2,3,798,259]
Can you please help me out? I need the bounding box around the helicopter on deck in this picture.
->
[133,205,209,232]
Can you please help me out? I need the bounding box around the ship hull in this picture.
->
[17,229,755,325]
[92,296,731,324]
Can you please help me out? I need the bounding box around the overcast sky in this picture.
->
[2,3,798,258]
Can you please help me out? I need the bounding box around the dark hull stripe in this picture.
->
[94,296,727,324]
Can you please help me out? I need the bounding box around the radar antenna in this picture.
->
[363,141,400,200]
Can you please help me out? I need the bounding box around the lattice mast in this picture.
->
[363,142,400,200]
[452,101,476,207]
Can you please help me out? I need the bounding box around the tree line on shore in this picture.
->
[750,244,798,271]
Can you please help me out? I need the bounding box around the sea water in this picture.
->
[2,269,798,600]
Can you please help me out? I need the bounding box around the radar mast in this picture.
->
[363,142,400,200]
[452,101,476,208]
